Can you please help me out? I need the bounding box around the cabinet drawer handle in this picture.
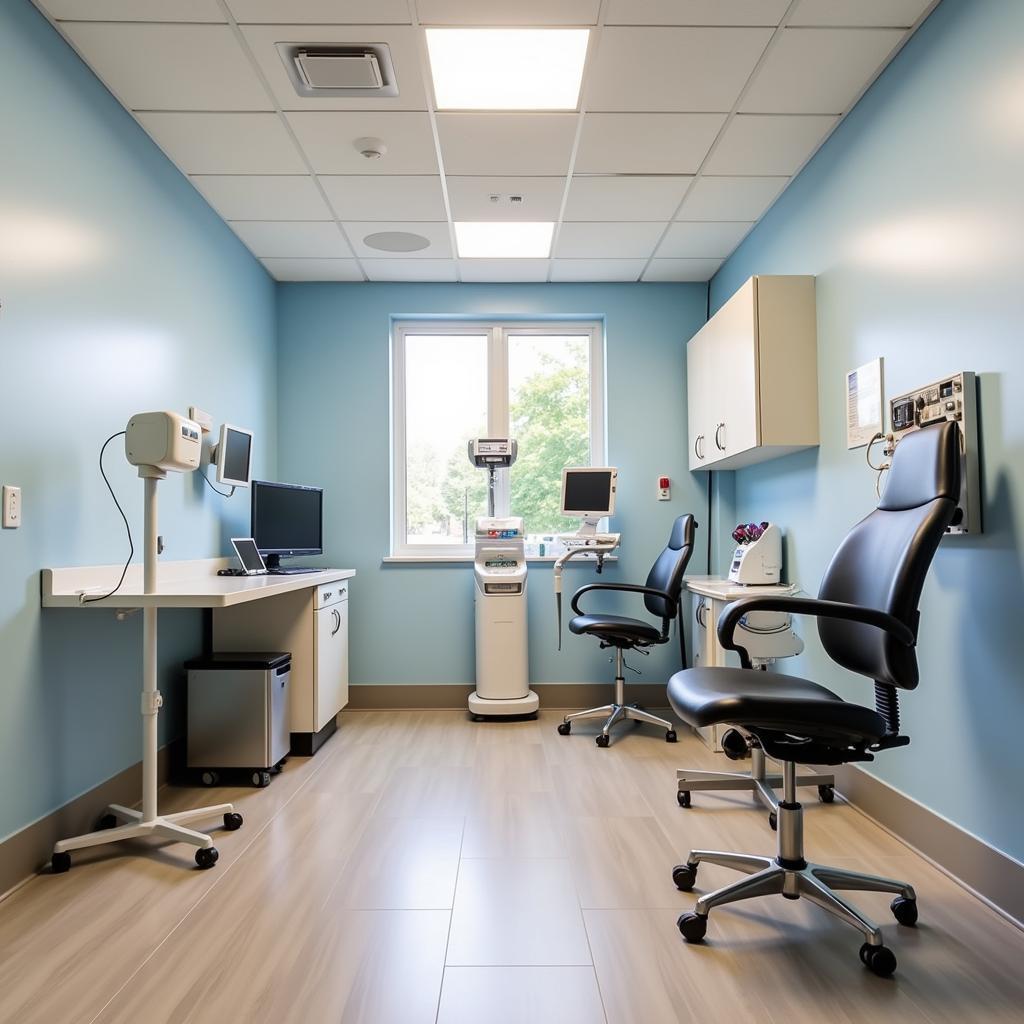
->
[715,423,726,451]
[331,608,342,636]
[694,434,705,460]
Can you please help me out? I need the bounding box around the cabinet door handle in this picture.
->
[331,608,341,636]
[694,434,705,460]
[715,423,726,451]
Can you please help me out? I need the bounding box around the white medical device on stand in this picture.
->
[51,412,242,873]
[468,439,539,718]
[552,467,621,649]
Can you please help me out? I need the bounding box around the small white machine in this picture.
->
[468,439,538,718]
[727,521,782,585]
[552,466,621,648]
[52,412,241,874]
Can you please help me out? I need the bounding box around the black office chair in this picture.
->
[557,514,697,747]
[666,422,961,976]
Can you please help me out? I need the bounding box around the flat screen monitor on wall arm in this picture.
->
[250,479,323,571]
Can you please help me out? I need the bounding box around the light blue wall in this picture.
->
[711,0,1024,861]
[0,0,277,842]
[276,283,713,689]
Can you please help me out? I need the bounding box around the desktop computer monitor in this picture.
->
[251,480,323,570]
[561,466,617,532]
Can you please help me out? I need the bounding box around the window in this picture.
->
[391,321,605,557]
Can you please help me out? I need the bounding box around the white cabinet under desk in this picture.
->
[213,577,351,756]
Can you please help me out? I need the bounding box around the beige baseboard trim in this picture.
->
[834,763,1024,930]
[0,743,176,903]
[346,682,672,711]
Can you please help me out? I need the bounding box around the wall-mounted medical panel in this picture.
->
[889,371,980,535]
[687,275,819,471]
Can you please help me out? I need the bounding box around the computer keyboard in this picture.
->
[561,532,621,549]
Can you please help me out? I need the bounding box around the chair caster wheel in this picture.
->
[51,852,71,874]
[223,812,243,831]
[251,770,271,788]
[557,722,571,736]
[768,811,778,831]
[665,729,677,743]
[677,912,708,943]
[818,784,836,803]
[596,734,610,748]
[677,790,691,808]
[98,813,118,830]
[721,728,749,761]
[860,943,897,977]
[891,896,918,926]
[672,863,697,891]
[195,847,219,869]
[471,714,484,722]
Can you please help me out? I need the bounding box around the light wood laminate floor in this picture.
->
[1,710,1022,1024]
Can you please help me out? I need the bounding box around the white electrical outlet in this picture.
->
[3,485,21,528]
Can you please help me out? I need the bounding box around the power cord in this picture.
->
[866,432,892,498]
[82,431,132,604]
[202,469,235,498]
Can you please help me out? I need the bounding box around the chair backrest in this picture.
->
[817,421,961,690]
[644,514,697,619]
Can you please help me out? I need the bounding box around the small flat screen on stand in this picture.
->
[561,469,615,516]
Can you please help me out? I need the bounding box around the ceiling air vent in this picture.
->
[277,43,398,98]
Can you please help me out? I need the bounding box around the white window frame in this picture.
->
[390,319,605,559]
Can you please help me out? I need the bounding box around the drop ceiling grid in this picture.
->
[31,0,940,282]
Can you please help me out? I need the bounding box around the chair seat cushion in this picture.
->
[569,614,662,646]
[667,667,888,741]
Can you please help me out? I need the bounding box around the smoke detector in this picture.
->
[277,43,398,98]
[354,137,387,160]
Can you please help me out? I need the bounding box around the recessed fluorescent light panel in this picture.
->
[426,29,590,110]
[455,222,554,259]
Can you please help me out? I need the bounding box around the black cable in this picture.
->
[82,432,132,603]
[202,470,235,498]
[706,472,713,574]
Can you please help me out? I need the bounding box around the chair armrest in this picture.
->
[570,582,675,619]
[716,595,917,669]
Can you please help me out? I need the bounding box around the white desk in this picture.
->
[685,576,799,751]
[43,558,356,754]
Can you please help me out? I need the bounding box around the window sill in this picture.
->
[381,555,618,566]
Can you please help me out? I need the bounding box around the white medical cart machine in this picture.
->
[468,439,539,718]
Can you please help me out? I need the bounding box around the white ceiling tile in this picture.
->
[230,221,352,258]
[790,0,934,28]
[60,24,270,111]
[239,25,427,111]
[137,113,307,174]
[320,176,447,221]
[190,175,331,221]
[642,258,723,281]
[564,176,691,221]
[555,222,665,259]
[605,0,789,25]
[437,114,577,176]
[460,259,550,282]
[344,222,452,259]
[704,114,837,175]
[740,28,904,114]
[415,1,601,25]
[261,257,363,281]
[286,112,438,174]
[227,1,411,23]
[658,221,752,258]
[586,28,772,113]
[447,177,565,222]
[575,114,725,174]
[42,0,224,19]
[677,176,787,220]
[550,259,647,282]
[363,259,459,281]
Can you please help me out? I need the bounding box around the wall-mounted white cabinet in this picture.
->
[687,275,819,471]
